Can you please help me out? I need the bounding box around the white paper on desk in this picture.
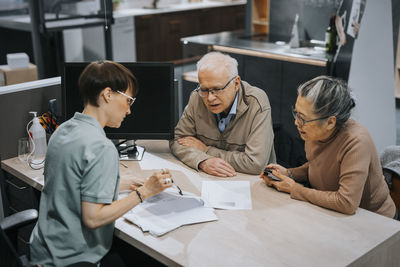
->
[201,181,252,210]
[123,188,218,236]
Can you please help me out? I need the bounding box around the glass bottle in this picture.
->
[326,15,338,54]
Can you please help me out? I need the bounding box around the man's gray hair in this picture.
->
[197,52,238,77]
[297,75,356,127]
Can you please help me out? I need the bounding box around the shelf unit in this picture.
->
[251,0,269,34]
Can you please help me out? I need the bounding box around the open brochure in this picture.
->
[123,188,218,236]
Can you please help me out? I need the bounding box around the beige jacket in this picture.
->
[170,81,276,175]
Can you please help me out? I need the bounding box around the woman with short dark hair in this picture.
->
[30,60,173,266]
[261,76,397,219]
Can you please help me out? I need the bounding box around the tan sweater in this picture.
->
[290,119,396,218]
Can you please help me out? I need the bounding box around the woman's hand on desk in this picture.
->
[260,169,295,194]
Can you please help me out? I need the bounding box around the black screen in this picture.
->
[62,62,175,140]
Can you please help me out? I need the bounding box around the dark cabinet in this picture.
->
[220,5,246,32]
[196,8,221,35]
[135,5,245,61]
[135,15,161,61]
[241,55,326,135]
[159,11,193,61]
[241,55,326,167]
[243,56,282,125]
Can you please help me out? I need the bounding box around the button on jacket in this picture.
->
[170,81,276,174]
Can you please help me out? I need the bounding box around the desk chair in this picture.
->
[379,145,400,220]
[390,173,400,213]
[0,209,38,267]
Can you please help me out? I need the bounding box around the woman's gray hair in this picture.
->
[297,75,356,127]
[197,52,238,77]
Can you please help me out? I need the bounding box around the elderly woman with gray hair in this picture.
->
[261,76,397,219]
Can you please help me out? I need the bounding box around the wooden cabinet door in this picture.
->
[135,15,161,61]
[159,11,192,61]
[243,55,282,125]
[135,5,246,61]
[196,8,221,34]
[220,5,246,32]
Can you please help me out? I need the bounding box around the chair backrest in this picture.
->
[390,173,400,212]
[0,225,24,267]
[379,145,400,214]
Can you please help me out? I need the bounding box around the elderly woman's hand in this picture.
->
[265,163,288,176]
[139,169,173,199]
[260,169,295,194]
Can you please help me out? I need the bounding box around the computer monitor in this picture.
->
[62,62,176,160]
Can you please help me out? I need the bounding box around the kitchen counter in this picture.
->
[182,30,328,66]
[114,0,246,18]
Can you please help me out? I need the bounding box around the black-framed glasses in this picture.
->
[117,90,136,107]
[195,76,236,97]
[291,106,329,127]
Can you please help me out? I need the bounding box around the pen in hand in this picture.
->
[162,168,183,196]
[130,169,183,196]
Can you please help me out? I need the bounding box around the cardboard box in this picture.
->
[0,63,38,86]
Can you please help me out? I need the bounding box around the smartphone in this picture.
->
[263,168,281,181]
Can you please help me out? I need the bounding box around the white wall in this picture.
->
[112,17,136,62]
[82,26,106,61]
[63,26,108,62]
[63,29,84,61]
[349,0,396,153]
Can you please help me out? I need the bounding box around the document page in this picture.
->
[123,188,217,236]
[201,181,252,210]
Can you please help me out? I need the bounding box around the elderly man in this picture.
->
[170,52,276,177]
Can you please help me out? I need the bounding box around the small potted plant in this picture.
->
[112,0,124,11]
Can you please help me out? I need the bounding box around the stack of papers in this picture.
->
[201,181,252,210]
[123,188,217,236]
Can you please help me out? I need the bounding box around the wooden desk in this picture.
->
[2,140,400,267]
